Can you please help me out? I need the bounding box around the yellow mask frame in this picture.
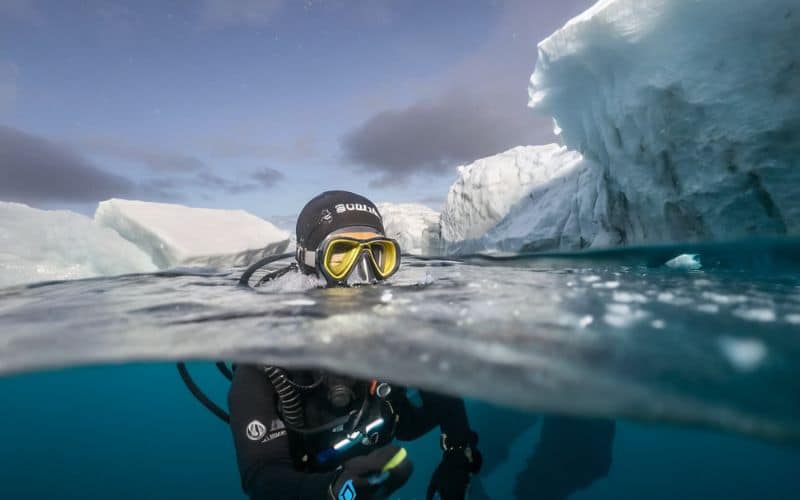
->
[319,232,400,282]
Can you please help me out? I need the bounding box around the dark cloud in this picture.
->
[340,0,593,186]
[250,166,284,188]
[195,171,255,195]
[78,137,207,172]
[0,125,135,204]
[186,167,284,195]
[342,89,549,186]
[0,126,285,207]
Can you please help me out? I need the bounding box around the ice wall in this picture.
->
[95,199,290,269]
[440,145,617,253]
[530,0,800,243]
[377,202,441,255]
[0,202,157,288]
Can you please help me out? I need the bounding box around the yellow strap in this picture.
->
[382,448,408,472]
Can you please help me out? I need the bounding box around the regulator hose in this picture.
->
[238,252,295,287]
[262,366,306,429]
[177,362,230,423]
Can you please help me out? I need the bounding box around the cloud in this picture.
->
[340,0,594,185]
[198,0,284,29]
[149,166,285,198]
[250,166,284,188]
[342,89,544,185]
[0,125,135,204]
[0,61,19,112]
[77,137,207,172]
[0,126,287,207]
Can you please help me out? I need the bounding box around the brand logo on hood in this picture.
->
[334,203,381,220]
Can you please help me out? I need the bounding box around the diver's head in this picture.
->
[295,191,400,287]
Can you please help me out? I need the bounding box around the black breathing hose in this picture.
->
[180,252,327,429]
[262,366,306,429]
[177,362,230,423]
[216,362,234,381]
[238,252,295,287]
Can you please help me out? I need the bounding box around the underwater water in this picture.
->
[1,238,799,498]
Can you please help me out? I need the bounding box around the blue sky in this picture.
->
[0,0,594,218]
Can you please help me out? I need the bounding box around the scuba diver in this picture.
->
[227,191,482,500]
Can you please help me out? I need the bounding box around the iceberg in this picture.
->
[440,145,617,253]
[0,202,157,288]
[530,0,800,244]
[377,202,441,255]
[95,199,290,269]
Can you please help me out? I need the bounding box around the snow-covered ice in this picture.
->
[0,202,157,288]
[95,199,290,269]
[440,145,616,253]
[377,202,441,255]
[530,0,800,244]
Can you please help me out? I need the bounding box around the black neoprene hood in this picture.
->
[295,190,385,255]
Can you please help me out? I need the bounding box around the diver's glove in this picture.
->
[426,431,483,500]
[328,445,413,500]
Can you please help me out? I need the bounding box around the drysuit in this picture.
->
[228,365,479,499]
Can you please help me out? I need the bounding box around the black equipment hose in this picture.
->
[256,263,298,287]
[262,366,306,429]
[216,362,234,381]
[238,252,294,287]
[177,362,230,423]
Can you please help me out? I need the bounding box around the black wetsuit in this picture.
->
[228,365,474,500]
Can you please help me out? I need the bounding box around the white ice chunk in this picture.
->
[95,199,289,269]
[376,202,441,256]
[718,337,767,372]
[530,0,800,243]
[440,145,615,253]
[665,254,702,270]
[0,202,157,288]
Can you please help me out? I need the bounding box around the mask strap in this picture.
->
[297,246,317,268]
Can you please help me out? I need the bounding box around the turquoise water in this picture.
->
[0,363,797,499]
[1,237,799,498]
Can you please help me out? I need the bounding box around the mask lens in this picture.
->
[325,240,360,278]
[371,244,385,267]
[368,240,398,276]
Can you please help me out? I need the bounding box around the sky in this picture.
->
[0,0,596,219]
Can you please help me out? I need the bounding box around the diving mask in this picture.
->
[302,229,400,286]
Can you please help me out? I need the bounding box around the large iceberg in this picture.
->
[529,0,800,244]
[95,199,290,269]
[440,145,619,253]
[0,202,157,288]
[377,202,441,255]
